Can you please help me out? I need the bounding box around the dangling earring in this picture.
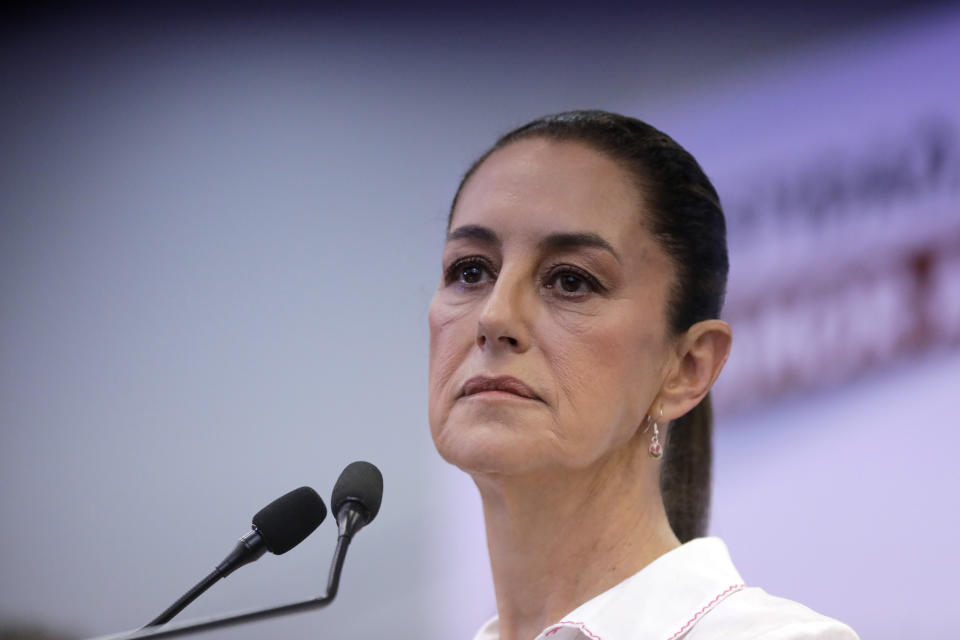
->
[645,408,663,458]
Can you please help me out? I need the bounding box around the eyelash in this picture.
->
[444,256,497,285]
[543,265,605,296]
[443,256,605,298]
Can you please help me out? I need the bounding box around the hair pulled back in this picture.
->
[449,110,729,542]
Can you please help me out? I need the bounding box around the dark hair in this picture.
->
[449,110,728,542]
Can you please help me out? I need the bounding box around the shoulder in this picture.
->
[687,586,860,639]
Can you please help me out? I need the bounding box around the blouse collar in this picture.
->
[473,537,747,640]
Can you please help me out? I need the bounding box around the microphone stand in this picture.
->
[88,534,351,640]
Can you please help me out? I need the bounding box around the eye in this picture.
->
[445,256,496,287]
[556,272,587,293]
[460,263,485,284]
[543,266,604,298]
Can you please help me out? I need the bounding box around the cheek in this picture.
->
[427,294,474,424]
[547,310,664,449]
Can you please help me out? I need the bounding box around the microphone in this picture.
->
[143,486,326,628]
[92,463,383,640]
[331,460,384,540]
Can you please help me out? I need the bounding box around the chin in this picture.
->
[431,417,550,477]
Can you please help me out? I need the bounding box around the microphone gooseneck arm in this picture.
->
[139,485,326,630]
[142,531,268,628]
[94,533,353,640]
[141,571,222,630]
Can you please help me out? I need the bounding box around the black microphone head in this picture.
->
[252,486,327,555]
[331,461,383,525]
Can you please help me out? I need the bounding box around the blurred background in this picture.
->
[2,2,958,638]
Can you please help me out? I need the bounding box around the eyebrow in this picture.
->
[538,231,620,263]
[447,224,620,262]
[446,224,499,244]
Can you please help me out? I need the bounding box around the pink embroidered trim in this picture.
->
[666,583,746,640]
[544,621,603,639]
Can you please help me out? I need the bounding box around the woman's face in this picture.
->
[428,138,677,477]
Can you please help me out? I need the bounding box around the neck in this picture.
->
[473,445,680,640]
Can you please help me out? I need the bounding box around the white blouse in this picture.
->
[472,537,858,640]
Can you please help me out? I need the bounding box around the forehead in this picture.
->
[451,138,648,246]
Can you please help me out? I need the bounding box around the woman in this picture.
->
[427,110,858,640]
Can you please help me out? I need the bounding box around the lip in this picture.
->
[460,375,542,401]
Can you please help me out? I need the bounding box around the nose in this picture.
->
[476,270,532,353]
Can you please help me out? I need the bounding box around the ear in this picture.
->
[656,319,732,422]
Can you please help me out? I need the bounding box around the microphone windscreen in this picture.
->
[331,461,383,524]
[252,486,327,555]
